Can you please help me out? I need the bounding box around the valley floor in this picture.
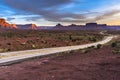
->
[0,45,120,80]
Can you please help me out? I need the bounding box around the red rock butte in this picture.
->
[31,24,37,30]
[0,18,18,29]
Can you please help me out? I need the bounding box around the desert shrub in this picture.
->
[7,48,11,51]
[96,44,102,49]
[3,48,11,52]
[69,35,72,40]
[71,39,76,42]
[84,49,90,53]
[83,45,95,53]
[26,40,32,44]
[111,40,120,48]
[92,37,97,42]
[27,40,36,44]
[41,40,47,44]
[82,47,92,53]
[111,42,117,47]
[51,44,57,47]
[7,43,11,46]
[89,37,97,42]
[112,50,120,54]
[20,42,26,46]
[88,46,95,49]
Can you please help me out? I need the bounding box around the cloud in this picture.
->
[4,0,87,23]
[3,0,120,24]
[4,0,73,10]
[25,16,41,21]
[7,17,15,21]
[94,10,120,21]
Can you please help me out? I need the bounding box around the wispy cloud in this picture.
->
[94,10,120,21]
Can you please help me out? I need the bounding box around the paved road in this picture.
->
[0,36,117,66]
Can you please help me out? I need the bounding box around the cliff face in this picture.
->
[31,24,37,29]
[11,24,18,29]
[0,18,38,30]
[0,18,18,29]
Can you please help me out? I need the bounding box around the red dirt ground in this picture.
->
[0,46,120,80]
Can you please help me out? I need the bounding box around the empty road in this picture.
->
[0,35,117,66]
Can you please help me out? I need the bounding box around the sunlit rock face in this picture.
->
[10,24,18,29]
[31,24,37,30]
[0,18,18,29]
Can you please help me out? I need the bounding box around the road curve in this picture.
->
[0,35,117,66]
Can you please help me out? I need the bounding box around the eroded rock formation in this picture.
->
[0,18,18,29]
[31,24,37,30]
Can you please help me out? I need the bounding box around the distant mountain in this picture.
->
[55,23,64,27]
[0,18,17,29]
[1,18,120,30]
[17,24,38,30]
[51,22,120,30]
[86,23,107,27]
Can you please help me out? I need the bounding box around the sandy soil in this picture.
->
[0,46,120,80]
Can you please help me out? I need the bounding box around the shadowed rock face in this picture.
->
[0,18,18,29]
[17,24,38,30]
[55,23,63,27]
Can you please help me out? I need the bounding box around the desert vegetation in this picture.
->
[111,39,120,54]
[0,35,119,80]
[0,29,104,52]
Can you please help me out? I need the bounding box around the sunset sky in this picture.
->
[0,0,120,26]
